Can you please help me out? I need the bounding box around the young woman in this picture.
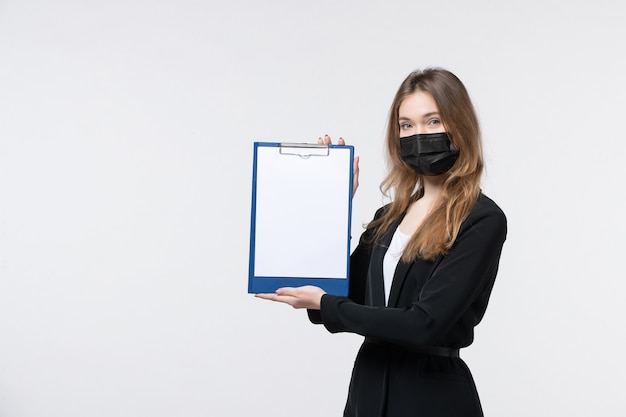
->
[257,68,507,417]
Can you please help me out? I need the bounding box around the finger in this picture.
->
[323,134,331,145]
[353,156,360,197]
[317,136,324,144]
[255,293,278,301]
[255,292,298,308]
[275,287,297,297]
[338,137,345,146]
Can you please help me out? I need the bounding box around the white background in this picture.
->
[1,1,625,416]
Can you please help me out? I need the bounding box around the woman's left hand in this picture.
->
[255,286,326,310]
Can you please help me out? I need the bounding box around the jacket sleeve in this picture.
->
[318,200,507,348]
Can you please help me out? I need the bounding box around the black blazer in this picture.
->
[308,193,507,417]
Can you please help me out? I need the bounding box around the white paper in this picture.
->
[252,144,351,279]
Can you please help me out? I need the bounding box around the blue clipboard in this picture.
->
[248,142,354,295]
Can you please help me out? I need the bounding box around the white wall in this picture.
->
[1,1,625,416]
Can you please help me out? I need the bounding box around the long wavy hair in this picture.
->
[368,68,483,261]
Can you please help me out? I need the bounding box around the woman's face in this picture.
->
[398,91,446,138]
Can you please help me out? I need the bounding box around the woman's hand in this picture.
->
[318,134,360,198]
[255,286,326,310]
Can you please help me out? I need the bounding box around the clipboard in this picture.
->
[248,142,354,295]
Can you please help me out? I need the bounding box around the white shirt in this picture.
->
[382,227,411,305]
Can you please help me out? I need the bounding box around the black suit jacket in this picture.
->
[308,193,507,417]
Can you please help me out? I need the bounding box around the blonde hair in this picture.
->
[368,68,483,261]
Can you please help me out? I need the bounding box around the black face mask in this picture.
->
[399,132,459,176]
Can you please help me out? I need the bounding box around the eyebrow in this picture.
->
[398,112,440,121]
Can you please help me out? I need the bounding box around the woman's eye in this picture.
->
[400,123,412,129]
[428,119,441,126]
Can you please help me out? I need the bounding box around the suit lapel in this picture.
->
[387,260,412,307]
[366,216,404,307]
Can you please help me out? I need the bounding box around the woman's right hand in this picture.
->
[318,134,360,198]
